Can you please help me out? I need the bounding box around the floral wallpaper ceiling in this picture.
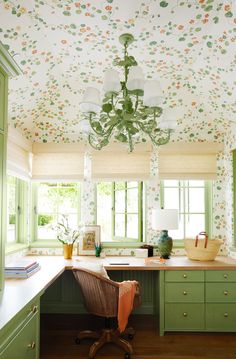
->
[0,0,236,143]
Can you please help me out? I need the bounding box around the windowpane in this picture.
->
[38,214,56,239]
[97,182,112,242]
[7,176,16,243]
[185,214,205,238]
[127,181,138,188]
[115,190,125,213]
[188,188,205,212]
[57,186,78,213]
[162,180,208,240]
[115,214,125,237]
[36,182,80,240]
[164,180,179,187]
[127,188,138,212]
[97,181,143,242]
[164,188,179,209]
[127,214,138,238]
[38,183,57,213]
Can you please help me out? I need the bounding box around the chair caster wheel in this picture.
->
[124,353,131,359]
[128,334,134,340]
[75,337,81,345]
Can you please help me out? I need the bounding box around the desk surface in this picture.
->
[1,255,236,331]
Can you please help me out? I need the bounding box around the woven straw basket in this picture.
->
[184,231,222,261]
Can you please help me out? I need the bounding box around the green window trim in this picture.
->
[160,180,212,245]
[6,176,29,247]
[31,182,81,244]
[96,181,145,245]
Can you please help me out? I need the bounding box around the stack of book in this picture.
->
[5,259,41,278]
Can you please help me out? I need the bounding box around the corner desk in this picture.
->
[1,255,236,359]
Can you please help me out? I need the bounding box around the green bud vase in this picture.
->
[158,230,173,259]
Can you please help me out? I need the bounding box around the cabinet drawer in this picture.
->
[165,283,204,302]
[165,303,205,331]
[0,311,39,359]
[165,270,204,282]
[206,283,236,302]
[205,270,236,282]
[206,304,236,331]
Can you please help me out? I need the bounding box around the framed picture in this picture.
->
[78,225,101,255]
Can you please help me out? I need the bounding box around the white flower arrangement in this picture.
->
[54,215,83,245]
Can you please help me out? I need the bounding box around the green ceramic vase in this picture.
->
[158,230,173,259]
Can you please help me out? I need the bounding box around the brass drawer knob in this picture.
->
[224,290,229,296]
[224,313,228,318]
[27,341,36,349]
[183,274,187,279]
[224,274,228,279]
[183,312,188,317]
[31,305,38,313]
[183,291,187,295]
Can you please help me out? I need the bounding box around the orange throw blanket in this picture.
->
[118,280,138,333]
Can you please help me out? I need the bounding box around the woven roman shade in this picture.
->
[7,127,32,180]
[32,143,85,180]
[91,143,152,180]
[158,142,223,180]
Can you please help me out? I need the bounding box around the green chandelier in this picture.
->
[80,33,176,152]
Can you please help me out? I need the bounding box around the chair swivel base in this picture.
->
[75,328,133,359]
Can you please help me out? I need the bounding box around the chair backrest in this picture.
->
[73,268,119,318]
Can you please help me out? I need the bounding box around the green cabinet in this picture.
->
[160,269,236,335]
[0,299,40,359]
[0,67,7,293]
[0,42,21,292]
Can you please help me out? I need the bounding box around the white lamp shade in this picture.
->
[103,69,121,94]
[78,119,91,133]
[127,66,145,91]
[143,80,164,107]
[152,209,179,230]
[159,108,177,129]
[159,119,177,130]
[80,87,101,113]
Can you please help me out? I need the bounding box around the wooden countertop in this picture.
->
[1,255,236,332]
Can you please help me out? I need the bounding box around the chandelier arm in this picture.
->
[127,131,134,153]
[89,113,115,137]
[148,129,172,146]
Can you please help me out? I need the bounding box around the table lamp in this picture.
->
[152,208,179,259]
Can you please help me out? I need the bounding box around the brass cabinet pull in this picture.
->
[31,305,38,314]
[224,274,228,279]
[224,290,228,296]
[183,312,188,317]
[183,274,187,279]
[27,341,36,349]
[183,291,187,295]
[224,313,228,318]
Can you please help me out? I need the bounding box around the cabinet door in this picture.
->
[0,68,6,132]
[0,133,5,292]
[0,312,39,359]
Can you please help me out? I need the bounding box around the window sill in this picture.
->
[5,243,28,254]
[29,240,62,248]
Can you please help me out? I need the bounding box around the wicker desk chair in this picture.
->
[73,267,141,359]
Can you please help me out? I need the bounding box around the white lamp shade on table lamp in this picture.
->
[152,208,179,259]
[152,209,179,230]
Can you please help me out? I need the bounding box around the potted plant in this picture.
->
[54,215,82,259]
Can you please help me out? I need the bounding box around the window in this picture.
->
[161,180,211,240]
[7,176,17,243]
[34,182,81,241]
[7,175,28,244]
[97,181,144,243]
